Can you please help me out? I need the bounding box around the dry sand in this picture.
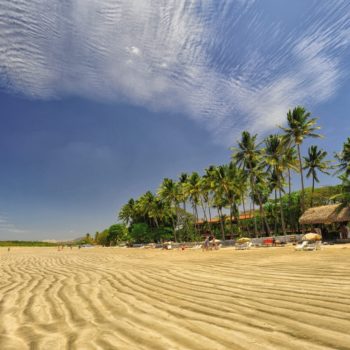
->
[1,245,350,350]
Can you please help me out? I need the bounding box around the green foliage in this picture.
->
[130,223,151,243]
[108,224,128,245]
[111,106,348,242]
[95,229,109,246]
[0,241,58,247]
[335,137,350,177]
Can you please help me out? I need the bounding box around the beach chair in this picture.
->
[235,242,252,250]
[295,241,321,251]
[295,241,308,251]
[303,241,322,251]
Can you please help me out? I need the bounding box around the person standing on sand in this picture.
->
[339,223,350,239]
[211,233,217,250]
[203,234,210,251]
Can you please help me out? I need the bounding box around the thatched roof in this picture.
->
[299,204,350,225]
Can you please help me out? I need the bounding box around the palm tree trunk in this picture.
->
[274,190,278,234]
[288,168,293,232]
[297,144,305,212]
[170,216,177,242]
[200,197,209,229]
[279,189,286,235]
[252,198,258,237]
[218,207,225,241]
[208,206,212,223]
[241,195,247,234]
[192,204,198,235]
[249,174,258,236]
[154,217,159,228]
[311,176,315,207]
[257,193,271,236]
[235,204,241,235]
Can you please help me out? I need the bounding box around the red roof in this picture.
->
[196,212,253,225]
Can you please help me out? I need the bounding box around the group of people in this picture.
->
[202,232,219,251]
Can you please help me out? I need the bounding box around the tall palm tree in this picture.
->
[178,173,189,211]
[303,146,331,207]
[158,178,179,241]
[280,106,321,212]
[211,167,227,240]
[184,172,202,234]
[137,191,162,228]
[233,131,270,236]
[118,198,136,225]
[335,137,350,177]
[203,165,217,224]
[264,134,287,235]
[281,146,299,232]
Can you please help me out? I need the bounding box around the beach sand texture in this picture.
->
[1,246,350,350]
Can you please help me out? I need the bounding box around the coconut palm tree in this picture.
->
[184,172,202,234]
[158,178,179,241]
[203,165,218,224]
[137,191,162,228]
[233,131,270,235]
[280,106,321,212]
[303,146,331,207]
[210,165,228,240]
[178,173,189,211]
[264,134,287,235]
[335,137,350,177]
[118,198,136,225]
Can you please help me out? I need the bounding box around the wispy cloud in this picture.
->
[0,214,29,235]
[0,0,349,143]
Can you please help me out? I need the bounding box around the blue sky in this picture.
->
[0,0,350,240]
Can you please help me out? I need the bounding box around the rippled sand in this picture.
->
[1,245,350,350]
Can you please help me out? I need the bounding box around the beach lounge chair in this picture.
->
[295,240,321,251]
[295,241,308,251]
[235,242,252,250]
[303,241,322,251]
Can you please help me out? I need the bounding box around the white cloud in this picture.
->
[0,0,349,144]
[0,214,29,235]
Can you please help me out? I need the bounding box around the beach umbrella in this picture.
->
[236,237,251,244]
[302,233,322,241]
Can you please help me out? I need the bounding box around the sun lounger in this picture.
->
[295,241,321,251]
[235,242,252,250]
[295,241,308,251]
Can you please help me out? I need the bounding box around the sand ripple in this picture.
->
[1,246,350,349]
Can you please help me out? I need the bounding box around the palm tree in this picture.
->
[209,166,227,240]
[184,172,202,234]
[137,191,162,228]
[118,198,136,225]
[335,137,350,177]
[203,165,219,224]
[303,146,331,207]
[233,131,270,236]
[280,106,321,212]
[264,134,287,235]
[158,178,179,241]
[178,173,189,211]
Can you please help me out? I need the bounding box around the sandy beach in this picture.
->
[1,245,350,350]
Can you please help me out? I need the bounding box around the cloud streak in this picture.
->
[0,0,350,143]
[0,214,28,235]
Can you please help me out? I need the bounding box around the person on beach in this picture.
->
[339,223,350,239]
[211,234,218,250]
[203,234,210,251]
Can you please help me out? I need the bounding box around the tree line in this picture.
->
[92,106,350,244]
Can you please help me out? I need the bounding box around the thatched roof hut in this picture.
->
[299,204,350,225]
